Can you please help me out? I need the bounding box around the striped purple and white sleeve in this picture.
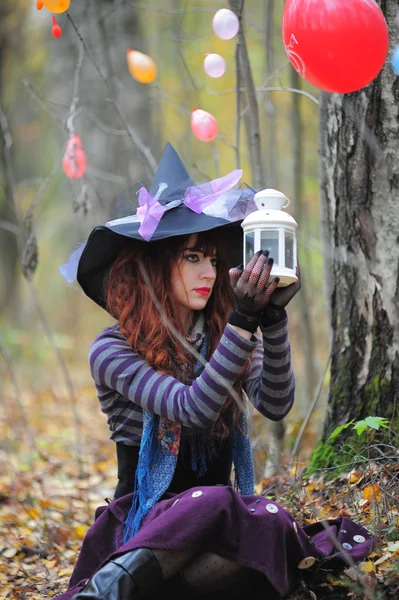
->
[89,324,258,429]
[244,317,295,421]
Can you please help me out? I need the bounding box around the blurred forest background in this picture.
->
[0,0,327,478]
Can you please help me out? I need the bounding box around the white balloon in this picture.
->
[212,9,239,41]
[204,53,226,78]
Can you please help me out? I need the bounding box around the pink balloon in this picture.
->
[204,53,226,78]
[191,109,218,142]
[212,9,239,40]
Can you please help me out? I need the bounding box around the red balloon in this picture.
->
[63,134,87,179]
[282,0,389,93]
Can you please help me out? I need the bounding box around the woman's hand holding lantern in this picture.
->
[228,251,301,332]
[266,264,301,308]
[229,250,278,315]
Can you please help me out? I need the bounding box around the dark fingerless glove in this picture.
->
[228,307,261,333]
[259,303,287,327]
[228,303,287,333]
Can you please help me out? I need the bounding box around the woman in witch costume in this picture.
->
[57,144,373,600]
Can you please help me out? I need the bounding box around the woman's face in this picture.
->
[170,234,217,325]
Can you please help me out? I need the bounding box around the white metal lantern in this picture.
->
[241,188,298,287]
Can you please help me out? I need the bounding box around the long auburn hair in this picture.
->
[106,228,247,436]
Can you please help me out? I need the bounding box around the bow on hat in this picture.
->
[137,169,243,241]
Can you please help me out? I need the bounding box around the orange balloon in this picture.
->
[43,0,70,14]
[127,50,157,84]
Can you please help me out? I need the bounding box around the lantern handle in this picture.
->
[254,188,291,211]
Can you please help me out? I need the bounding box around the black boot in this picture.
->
[72,548,164,600]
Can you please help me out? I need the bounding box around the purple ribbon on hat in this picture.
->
[137,170,243,241]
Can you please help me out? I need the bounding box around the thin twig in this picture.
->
[15,178,44,188]
[288,342,333,468]
[65,39,85,134]
[0,330,36,452]
[27,282,83,467]
[0,220,19,235]
[21,79,64,126]
[204,78,318,106]
[172,11,199,95]
[24,160,62,229]
[86,165,127,185]
[66,11,158,174]
[83,110,132,136]
[309,455,399,474]
[101,1,215,21]
[257,86,319,105]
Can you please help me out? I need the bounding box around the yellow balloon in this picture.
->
[43,0,70,13]
[127,50,157,84]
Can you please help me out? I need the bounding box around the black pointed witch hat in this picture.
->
[74,142,256,309]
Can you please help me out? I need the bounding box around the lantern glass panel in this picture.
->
[245,231,255,265]
[260,230,279,264]
[285,231,294,269]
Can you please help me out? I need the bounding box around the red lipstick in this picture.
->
[194,287,211,296]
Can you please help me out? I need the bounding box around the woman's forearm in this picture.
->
[90,324,257,429]
[243,317,295,420]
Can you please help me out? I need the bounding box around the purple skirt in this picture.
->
[57,485,373,600]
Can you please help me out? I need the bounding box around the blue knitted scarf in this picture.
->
[123,321,255,543]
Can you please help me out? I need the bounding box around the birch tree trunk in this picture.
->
[311,0,399,470]
[264,0,278,188]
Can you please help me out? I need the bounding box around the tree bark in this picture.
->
[0,2,25,316]
[264,0,278,188]
[229,0,264,189]
[312,0,399,471]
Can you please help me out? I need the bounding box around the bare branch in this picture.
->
[257,86,319,104]
[24,160,62,231]
[28,282,84,467]
[288,342,332,468]
[0,220,19,235]
[65,39,85,135]
[21,79,64,126]
[66,11,158,174]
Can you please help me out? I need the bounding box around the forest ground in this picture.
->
[1,379,398,599]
